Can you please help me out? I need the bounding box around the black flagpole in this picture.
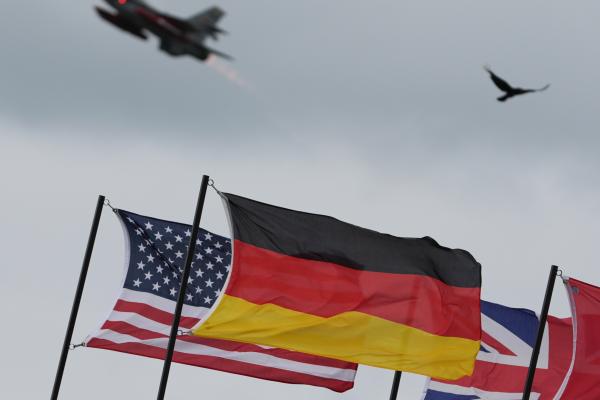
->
[51,195,105,400]
[521,265,559,400]
[156,176,210,400]
[388,371,402,400]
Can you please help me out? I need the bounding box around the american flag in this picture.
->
[85,209,357,392]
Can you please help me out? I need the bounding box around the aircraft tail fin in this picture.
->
[187,6,225,31]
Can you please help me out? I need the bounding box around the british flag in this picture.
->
[422,301,572,400]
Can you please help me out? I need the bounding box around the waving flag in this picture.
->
[557,278,600,399]
[422,301,572,400]
[193,193,482,379]
[85,209,357,392]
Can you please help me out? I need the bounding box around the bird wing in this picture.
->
[518,84,550,94]
[484,66,514,93]
[535,84,550,92]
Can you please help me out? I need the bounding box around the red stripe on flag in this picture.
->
[114,299,199,328]
[228,240,480,340]
[480,331,516,356]
[86,339,354,392]
[101,320,166,340]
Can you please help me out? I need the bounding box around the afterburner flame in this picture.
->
[206,56,252,90]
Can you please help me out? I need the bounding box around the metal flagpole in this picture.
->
[521,265,559,400]
[51,195,106,400]
[388,371,402,400]
[156,175,210,400]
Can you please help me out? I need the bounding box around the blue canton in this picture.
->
[118,209,231,307]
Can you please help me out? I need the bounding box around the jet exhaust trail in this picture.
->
[206,56,253,91]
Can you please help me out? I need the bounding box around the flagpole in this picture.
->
[521,265,559,400]
[51,195,105,400]
[156,176,210,400]
[388,371,402,400]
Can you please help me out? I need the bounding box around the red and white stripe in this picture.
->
[86,289,356,392]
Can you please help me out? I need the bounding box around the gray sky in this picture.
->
[1,0,600,398]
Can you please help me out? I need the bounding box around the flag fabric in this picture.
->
[192,193,482,379]
[422,300,573,400]
[556,278,600,399]
[85,209,357,393]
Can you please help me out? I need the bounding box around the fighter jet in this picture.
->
[95,0,232,61]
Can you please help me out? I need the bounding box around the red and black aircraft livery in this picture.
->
[95,0,232,61]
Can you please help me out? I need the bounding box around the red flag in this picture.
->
[556,277,600,399]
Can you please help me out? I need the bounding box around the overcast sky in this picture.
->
[2,0,600,398]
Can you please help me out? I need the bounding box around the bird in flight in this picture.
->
[484,66,550,102]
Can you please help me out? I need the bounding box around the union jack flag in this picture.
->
[422,301,572,400]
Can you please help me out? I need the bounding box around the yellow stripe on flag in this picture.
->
[193,295,479,380]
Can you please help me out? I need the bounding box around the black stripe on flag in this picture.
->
[224,193,481,288]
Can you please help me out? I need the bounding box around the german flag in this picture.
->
[192,193,481,380]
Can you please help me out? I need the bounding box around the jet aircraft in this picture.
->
[95,0,232,61]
